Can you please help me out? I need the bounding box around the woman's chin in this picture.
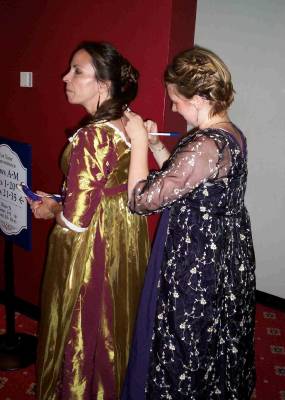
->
[65,93,76,104]
[67,98,78,105]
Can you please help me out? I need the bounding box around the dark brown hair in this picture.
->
[75,41,139,122]
[164,46,234,116]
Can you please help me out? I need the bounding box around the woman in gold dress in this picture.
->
[30,41,149,399]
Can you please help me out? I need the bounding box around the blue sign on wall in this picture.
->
[0,137,32,251]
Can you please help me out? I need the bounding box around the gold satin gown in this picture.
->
[36,122,150,400]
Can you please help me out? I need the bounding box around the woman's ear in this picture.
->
[190,95,205,108]
[98,80,111,97]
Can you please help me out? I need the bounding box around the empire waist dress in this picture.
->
[122,128,256,400]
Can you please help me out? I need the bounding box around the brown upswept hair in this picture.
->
[164,46,234,116]
[74,41,139,122]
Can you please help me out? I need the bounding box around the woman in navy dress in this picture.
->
[122,46,256,400]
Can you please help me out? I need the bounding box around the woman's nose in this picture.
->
[62,71,71,82]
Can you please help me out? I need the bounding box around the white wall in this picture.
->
[195,0,285,298]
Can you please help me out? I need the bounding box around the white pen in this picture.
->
[124,108,180,137]
[149,132,180,137]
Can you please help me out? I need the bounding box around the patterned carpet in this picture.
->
[0,308,36,399]
[254,304,285,399]
[0,303,284,399]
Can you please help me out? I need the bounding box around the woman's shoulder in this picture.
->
[93,120,131,148]
[194,128,234,148]
[181,129,227,147]
[69,120,130,150]
[69,122,113,146]
[176,129,230,158]
[198,127,247,159]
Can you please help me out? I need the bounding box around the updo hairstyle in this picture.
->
[164,46,234,116]
[75,41,139,122]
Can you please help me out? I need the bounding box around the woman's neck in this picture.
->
[107,117,130,140]
[198,113,231,130]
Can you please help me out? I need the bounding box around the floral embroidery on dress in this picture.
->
[130,128,255,400]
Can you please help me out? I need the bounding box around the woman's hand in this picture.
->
[144,119,170,168]
[124,110,148,145]
[144,119,166,152]
[144,119,159,146]
[28,191,62,220]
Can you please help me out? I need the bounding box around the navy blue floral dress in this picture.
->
[122,128,256,400]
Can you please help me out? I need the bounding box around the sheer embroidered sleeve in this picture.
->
[129,133,230,215]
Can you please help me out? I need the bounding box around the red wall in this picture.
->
[0,0,196,305]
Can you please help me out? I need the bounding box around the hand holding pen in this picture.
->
[143,119,171,165]
[125,107,180,140]
[124,109,174,167]
[144,119,159,146]
[27,191,62,220]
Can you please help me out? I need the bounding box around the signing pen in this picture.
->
[149,132,180,137]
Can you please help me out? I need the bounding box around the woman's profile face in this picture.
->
[62,49,100,113]
[167,84,198,126]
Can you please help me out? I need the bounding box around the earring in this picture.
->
[96,94,101,110]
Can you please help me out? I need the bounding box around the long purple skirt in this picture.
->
[121,209,169,400]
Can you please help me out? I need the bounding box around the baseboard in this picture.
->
[256,290,285,311]
[0,290,40,321]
